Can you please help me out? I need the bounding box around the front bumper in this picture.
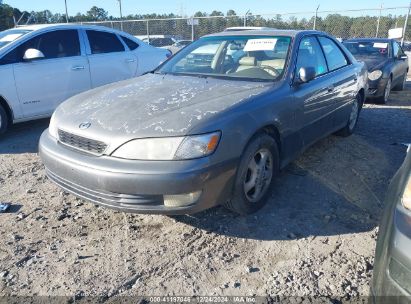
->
[39,130,237,215]
[366,78,389,98]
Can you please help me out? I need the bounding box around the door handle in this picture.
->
[71,66,85,70]
[125,58,136,63]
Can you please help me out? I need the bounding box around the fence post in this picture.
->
[376,3,382,38]
[146,20,150,42]
[191,17,195,41]
[313,5,320,30]
[402,2,411,45]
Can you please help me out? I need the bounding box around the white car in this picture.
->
[0,24,170,134]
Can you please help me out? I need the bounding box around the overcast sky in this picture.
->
[3,0,410,17]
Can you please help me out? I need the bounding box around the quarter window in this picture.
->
[86,30,125,54]
[318,36,348,71]
[0,29,80,65]
[121,36,139,50]
[296,36,328,77]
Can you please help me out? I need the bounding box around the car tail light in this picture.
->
[403,174,411,210]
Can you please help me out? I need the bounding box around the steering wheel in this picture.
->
[260,65,280,77]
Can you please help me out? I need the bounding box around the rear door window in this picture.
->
[318,36,348,71]
[86,30,125,54]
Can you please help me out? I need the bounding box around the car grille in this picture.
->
[58,129,107,155]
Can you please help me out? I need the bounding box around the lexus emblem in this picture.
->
[79,122,91,130]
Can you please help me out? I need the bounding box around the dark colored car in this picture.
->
[39,30,367,215]
[371,145,411,303]
[343,38,408,104]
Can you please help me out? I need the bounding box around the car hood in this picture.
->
[54,73,272,149]
[353,55,389,71]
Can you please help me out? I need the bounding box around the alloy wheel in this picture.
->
[243,148,273,203]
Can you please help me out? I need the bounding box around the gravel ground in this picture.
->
[0,85,410,302]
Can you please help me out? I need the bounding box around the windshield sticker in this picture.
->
[0,33,23,42]
[244,39,278,51]
[373,42,388,49]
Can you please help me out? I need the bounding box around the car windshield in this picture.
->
[0,29,32,49]
[157,35,292,81]
[343,41,389,58]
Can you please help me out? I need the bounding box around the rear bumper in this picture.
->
[39,130,237,215]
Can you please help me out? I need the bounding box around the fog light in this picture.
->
[163,191,202,207]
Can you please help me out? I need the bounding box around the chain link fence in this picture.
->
[77,6,411,43]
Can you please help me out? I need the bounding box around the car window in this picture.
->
[158,35,292,81]
[86,30,125,54]
[343,41,389,58]
[296,36,328,77]
[0,29,32,49]
[121,36,139,50]
[318,36,348,71]
[0,29,80,65]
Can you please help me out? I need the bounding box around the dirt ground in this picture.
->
[0,85,410,302]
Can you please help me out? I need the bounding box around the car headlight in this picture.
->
[48,112,58,139]
[368,70,383,81]
[111,131,221,160]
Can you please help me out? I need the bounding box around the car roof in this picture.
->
[14,23,126,34]
[344,38,392,43]
[203,29,325,38]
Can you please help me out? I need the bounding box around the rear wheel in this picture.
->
[0,104,9,135]
[336,93,361,137]
[224,134,279,215]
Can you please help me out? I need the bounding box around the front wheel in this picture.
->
[0,104,9,135]
[377,77,392,104]
[224,134,279,215]
[336,94,362,137]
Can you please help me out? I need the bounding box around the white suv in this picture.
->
[0,24,170,134]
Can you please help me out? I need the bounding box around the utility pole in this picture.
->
[117,0,123,31]
[244,9,250,27]
[376,3,383,38]
[402,0,411,46]
[64,0,69,23]
[313,5,320,30]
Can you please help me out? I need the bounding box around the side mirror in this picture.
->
[296,66,316,84]
[23,48,45,61]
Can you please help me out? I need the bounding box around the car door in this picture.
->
[292,36,335,147]
[317,36,358,129]
[392,41,408,85]
[11,29,91,117]
[85,30,138,88]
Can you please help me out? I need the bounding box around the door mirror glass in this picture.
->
[23,48,45,61]
[298,66,316,83]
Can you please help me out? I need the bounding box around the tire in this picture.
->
[224,134,279,215]
[0,104,9,135]
[376,77,392,104]
[393,73,407,91]
[336,93,362,137]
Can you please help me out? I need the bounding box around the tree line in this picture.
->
[1,3,410,40]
